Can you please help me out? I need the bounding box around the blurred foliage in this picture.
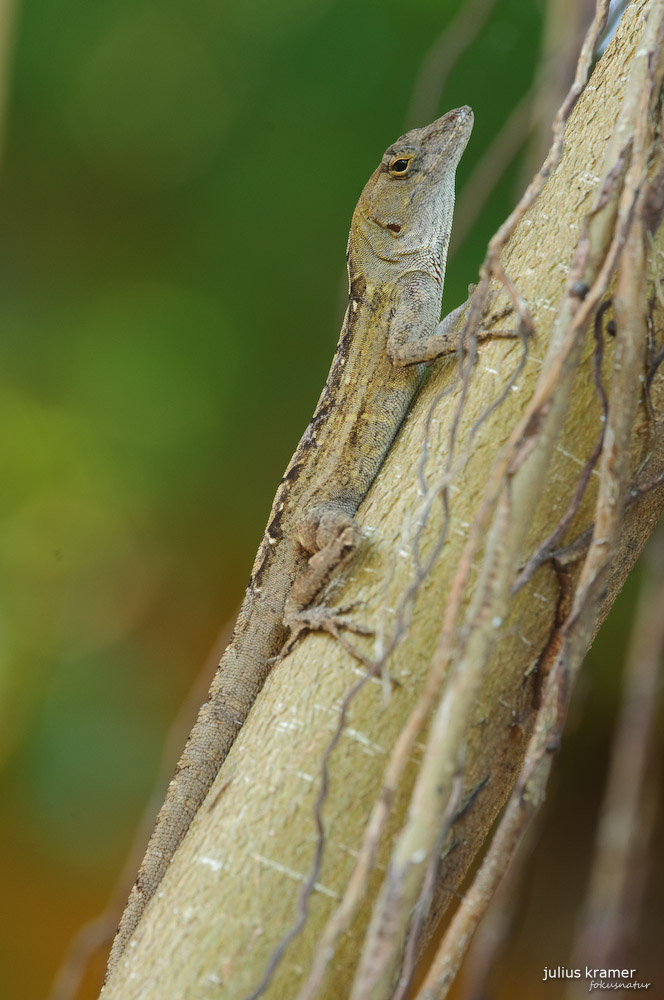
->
[0,1,657,998]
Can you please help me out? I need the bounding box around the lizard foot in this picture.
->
[284,602,374,667]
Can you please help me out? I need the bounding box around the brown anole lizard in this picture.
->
[106,105,474,975]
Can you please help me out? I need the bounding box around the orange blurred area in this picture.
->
[0,827,109,999]
[0,0,660,997]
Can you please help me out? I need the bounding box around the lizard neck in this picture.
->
[347,219,449,299]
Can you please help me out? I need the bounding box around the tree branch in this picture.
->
[101,2,664,998]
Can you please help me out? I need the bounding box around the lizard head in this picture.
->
[350,106,473,266]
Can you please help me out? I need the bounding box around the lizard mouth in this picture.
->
[429,106,474,136]
[424,106,474,160]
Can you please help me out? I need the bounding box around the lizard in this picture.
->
[106,105,474,976]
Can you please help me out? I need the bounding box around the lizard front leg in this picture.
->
[387,278,518,367]
[387,277,476,366]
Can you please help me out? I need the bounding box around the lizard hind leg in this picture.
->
[283,504,372,653]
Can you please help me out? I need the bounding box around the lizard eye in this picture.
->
[389,157,412,176]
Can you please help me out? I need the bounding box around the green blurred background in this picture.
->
[0,0,660,997]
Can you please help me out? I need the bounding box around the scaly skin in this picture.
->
[106,106,473,976]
